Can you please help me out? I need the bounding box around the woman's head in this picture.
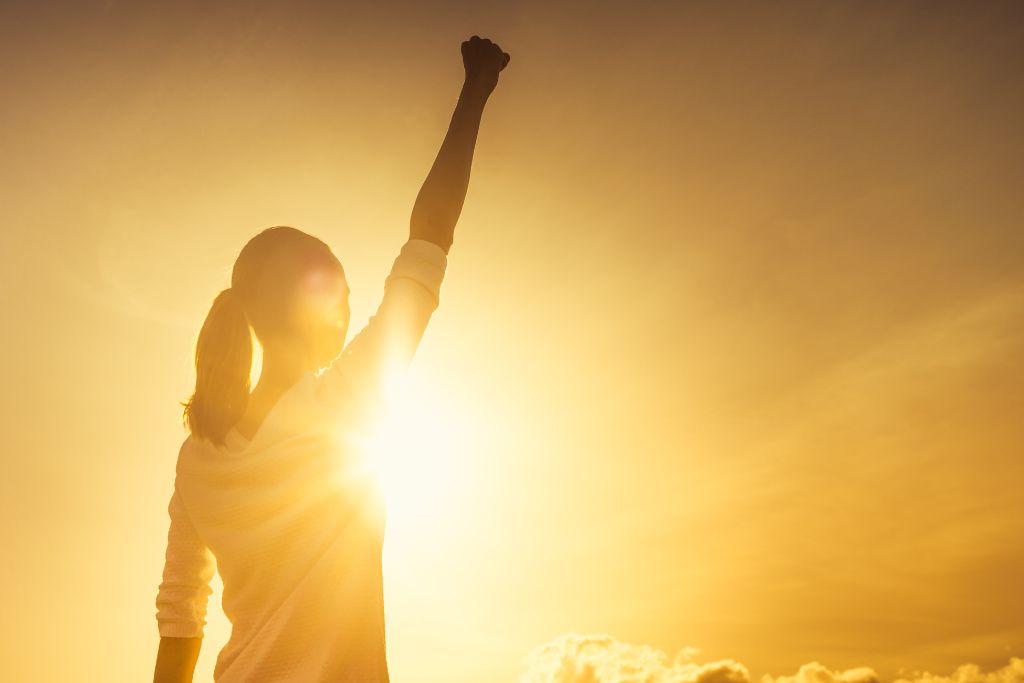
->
[183,225,350,445]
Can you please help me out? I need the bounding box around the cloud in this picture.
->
[764,663,880,683]
[891,661,1024,683]
[518,633,747,683]
[520,633,1024,683]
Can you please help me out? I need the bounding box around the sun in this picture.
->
[345,371,484,536]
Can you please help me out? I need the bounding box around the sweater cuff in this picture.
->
[158,620,205,638]
[384,239,448,302]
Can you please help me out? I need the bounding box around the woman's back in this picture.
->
[170,373,388,681]
[156,241,449,682]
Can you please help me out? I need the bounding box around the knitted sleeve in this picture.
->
[155,486,216,638]
[314,238,449,425]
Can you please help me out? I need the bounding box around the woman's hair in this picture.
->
[182,225,343,445]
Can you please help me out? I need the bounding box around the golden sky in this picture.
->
[1,1,1022,682]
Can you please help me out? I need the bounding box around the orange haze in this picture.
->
[1,2,1022,682]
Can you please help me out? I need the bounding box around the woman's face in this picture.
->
[292,266,351,369]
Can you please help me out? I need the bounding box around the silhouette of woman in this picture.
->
[153,36,510,683]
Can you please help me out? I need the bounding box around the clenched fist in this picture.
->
[462,35,510,96]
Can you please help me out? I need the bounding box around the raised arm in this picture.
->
[409,35,510,254]
[315,36,510,423]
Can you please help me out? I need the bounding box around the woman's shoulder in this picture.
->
[174,428,244,472]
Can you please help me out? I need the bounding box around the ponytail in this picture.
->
[182,287,253,446]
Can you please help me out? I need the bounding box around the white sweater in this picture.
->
[156,239,448,682]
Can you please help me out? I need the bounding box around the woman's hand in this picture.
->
[461,35,510,97]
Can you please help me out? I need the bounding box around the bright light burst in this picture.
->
[347,371,484,537]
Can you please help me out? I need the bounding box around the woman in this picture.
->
[153,35,510,683]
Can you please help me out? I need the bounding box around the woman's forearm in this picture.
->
[153,636,202,683]
[409,36,509,252]
[409,78,490,254]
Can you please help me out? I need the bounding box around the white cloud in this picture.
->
[764,662,880,683]
[519,632,748,683]
[520,633,1024,683]
[892,660,1024,683]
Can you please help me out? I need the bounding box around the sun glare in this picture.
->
[348,372,484,536]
